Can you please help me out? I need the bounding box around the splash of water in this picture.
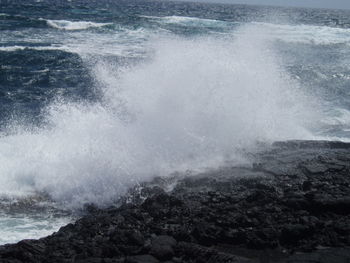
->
[0,25,318,208]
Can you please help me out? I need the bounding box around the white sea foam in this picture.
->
[61,27,153,57]
[0,46,29,52]
[145,15,232,27]
[0,45,65,52]
[322,108,350,126]
[45,19,112,30]
[0,213,72,245]
[0,27,153,57]
[143,15,350,45]
[251,22,350,45]
[0,25,319,208]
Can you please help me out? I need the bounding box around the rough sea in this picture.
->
[1,0,350,244]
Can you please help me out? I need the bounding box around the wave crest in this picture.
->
[45,19,112,31]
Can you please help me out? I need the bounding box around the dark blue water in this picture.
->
[1,0,350,244]
[1,1,350,132]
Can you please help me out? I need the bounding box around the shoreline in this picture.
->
[0,140,349,262]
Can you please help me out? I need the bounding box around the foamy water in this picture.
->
[1,1,350,244]
[45,19,113,31]
[0,25,321,210]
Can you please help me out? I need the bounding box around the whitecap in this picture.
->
[45,19,112,31]
[250,22,350,45]
[142,15,234,28]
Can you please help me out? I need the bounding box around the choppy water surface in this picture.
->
[1,0,350,244]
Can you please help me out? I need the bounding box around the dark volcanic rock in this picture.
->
[150,235,177,260]
[0,140,350,262]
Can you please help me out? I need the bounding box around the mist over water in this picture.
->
[0,25,319,208]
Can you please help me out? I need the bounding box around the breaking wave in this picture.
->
[143,15,350,45]
[142,15,234,28]
[0,25,319,208]
[45,19,112,31]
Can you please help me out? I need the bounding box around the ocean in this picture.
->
[0,0,350,244]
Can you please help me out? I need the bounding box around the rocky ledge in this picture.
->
[1,140,350,263]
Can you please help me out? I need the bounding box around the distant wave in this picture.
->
[252,22,350,45]
[0,14,111,31]
[141,15,234,28]
[0,46,65,52]
[44,19,112,30]
[142,15,350,45]
[142,15,221,23]
[0,25,151,56]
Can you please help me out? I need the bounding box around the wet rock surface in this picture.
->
[0,140,350,262]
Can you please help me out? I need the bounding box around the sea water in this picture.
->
[0,0,350,244]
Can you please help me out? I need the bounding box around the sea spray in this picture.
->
[0,25,318,208]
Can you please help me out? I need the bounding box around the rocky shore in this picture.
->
[0,140,350,263]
